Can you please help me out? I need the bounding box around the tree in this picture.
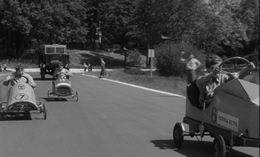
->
[0,0,89,58]
[237,0,259,53]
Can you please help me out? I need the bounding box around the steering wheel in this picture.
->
[218,57,252,74]
[11,76,29,83]
[58,72,67,79]
[22,76,29,83]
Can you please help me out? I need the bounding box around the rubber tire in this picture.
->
[42,104,47,120]
[0,113,5,120]
[47,90,50,101]
[173,123,184,148]
[41,72,45,80]
[212,135,226,157]
[75,92,78,102]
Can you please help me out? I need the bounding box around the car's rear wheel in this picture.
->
[42,104,47,120]
[212,135,226,157]
[173,123,184,148]
[41,71,45,80]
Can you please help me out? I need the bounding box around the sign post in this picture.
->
[148,49,154,78]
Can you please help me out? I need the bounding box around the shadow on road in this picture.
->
[159,95,186,98]
[40,97,68,102]
[0,113,32,121]
[150,139,254,157]
[34,78,55,81]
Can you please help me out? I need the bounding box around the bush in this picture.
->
[127,49,142,67]
[155,42,203,77]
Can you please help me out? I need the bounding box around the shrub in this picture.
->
[127,49,142,67]
[155,42,203,77]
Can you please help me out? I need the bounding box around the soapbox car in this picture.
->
[173,57,259,157]
[48,72,78,101]
[0,82,47,120]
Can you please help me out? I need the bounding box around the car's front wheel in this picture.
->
[41,71,45,80]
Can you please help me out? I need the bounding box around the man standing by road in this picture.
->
[83,62,87,73]
[0,62,2,72]
[181,51,201,84]
[3,63,7,72]
[99,57,107,78]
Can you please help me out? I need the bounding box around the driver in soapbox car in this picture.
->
[1,64,47,119]
[48,64,78,101]
[173,55,258,157]
[53,64,73,80]
[52,64,73,90]
[3,64,37,89]
[196,54,255,107]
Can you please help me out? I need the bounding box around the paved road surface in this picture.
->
[0,73,259,157]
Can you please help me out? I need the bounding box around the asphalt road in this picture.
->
[0,73,259,157]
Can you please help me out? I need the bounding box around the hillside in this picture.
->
[69,49,147,69]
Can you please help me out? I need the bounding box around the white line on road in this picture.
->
[82,74,186,98]
[0,73,8,77]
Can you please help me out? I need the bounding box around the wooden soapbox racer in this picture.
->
[173,57,259,157]
[48,72,78,101]
[0,82,47,120]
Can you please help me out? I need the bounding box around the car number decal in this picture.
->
[18,84,25,90]
[15,93,29,100]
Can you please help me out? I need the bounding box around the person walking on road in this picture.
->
[181,51,201,84]
[99,58,107,78]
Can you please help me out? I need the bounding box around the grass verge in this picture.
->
[87,69,188,96]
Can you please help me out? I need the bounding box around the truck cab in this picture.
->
[38,44,70,80]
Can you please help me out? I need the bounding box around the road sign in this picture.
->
[148,49,154,58]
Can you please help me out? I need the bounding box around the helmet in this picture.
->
[205,54,223,68]
[15,64,24,71]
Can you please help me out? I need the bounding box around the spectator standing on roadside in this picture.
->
[196,54,255,105]
[88,62,92,72]
[83,62,88,72]
[88,63,92,72]
[3,63,7,72]
[181,51,201,84]
[99,58,107,78]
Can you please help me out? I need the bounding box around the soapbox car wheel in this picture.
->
[47,89,50,101]
[41,72,45,80]
[212,135,226,157]
[42,104,47,120]
[74,92,78,101]
[173,123,184,148]
[0,113,5,120]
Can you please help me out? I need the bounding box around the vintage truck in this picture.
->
[38,44,70,80]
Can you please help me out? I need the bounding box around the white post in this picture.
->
[150,57,153,78]
[148,49,154,78]
[0,86,1,103]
